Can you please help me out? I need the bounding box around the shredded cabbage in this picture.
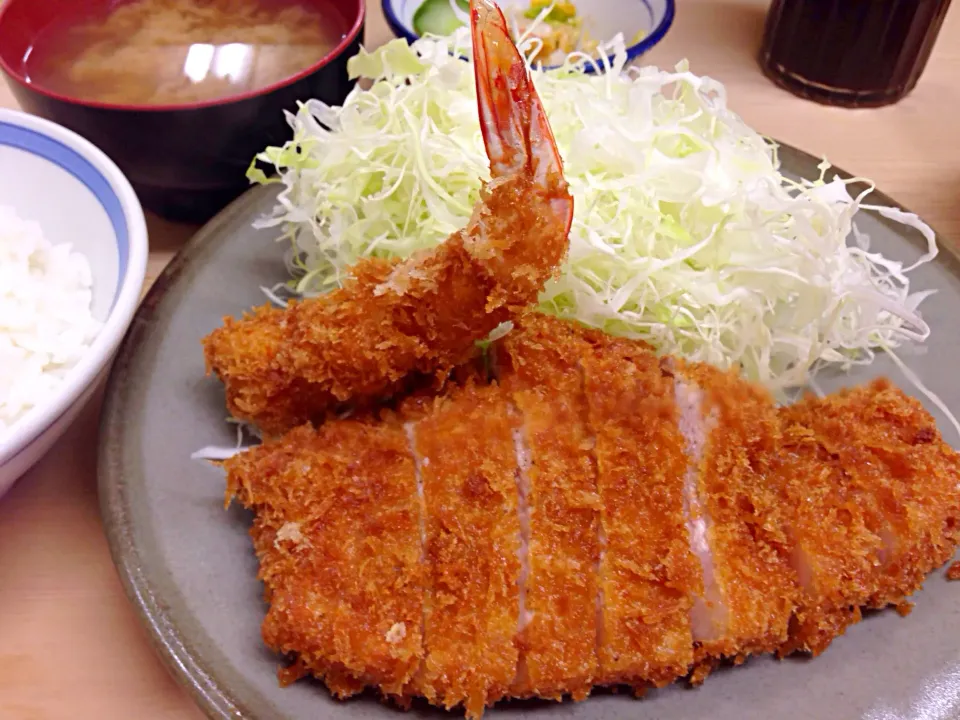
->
[246,29,940,394]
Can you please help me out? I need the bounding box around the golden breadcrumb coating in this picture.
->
[223,421,425,698]
[204,173,570,438]
[947,562,960,581]
[582,339,699,688]
[219,315,960,716]
[796,379,960,605]
[495,314,602,701]
[404,382,521,718]
[772,414,887,655]
[676,362,797,677]
[776,378,960,656]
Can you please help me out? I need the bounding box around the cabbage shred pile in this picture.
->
[247,29,938,393]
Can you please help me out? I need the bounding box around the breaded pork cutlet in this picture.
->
[672,362,797,678]
[775,379,960,656]
[403,381,522,717]
[493,314,602,700]
[224,421,425,699]
[581,336,701,689]
[221,314,960,718]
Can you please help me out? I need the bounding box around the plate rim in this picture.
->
[96,141,960,720]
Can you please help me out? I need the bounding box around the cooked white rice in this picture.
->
[0,205,101,432]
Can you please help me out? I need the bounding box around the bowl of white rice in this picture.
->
[0,108,147,495]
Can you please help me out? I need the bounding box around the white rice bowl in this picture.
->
[0,109,147,494]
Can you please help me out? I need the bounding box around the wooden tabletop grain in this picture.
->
[1,2,958,718]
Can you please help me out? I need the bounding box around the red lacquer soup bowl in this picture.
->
[0,0,365,223]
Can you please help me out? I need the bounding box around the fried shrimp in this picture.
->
[202,0,573,437]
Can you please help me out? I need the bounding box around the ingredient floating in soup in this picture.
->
[22,0,347,106]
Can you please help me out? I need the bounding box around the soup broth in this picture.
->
[23,0,347,106]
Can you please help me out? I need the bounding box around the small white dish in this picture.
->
[0,108,148,495]
[382,0,675,70]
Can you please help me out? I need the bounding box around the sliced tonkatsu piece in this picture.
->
[224,421,426,699]
[403,381,522,718]
[777,379,960,655]
[582,338,700,688]
[796,379,960,606]
[773,390,906,656]
[493,314,602,701]
[672,362,797,679]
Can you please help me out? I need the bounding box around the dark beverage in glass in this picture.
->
[759,0,953,108]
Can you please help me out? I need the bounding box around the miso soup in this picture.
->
[23,0,347,106]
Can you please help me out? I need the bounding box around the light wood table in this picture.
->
[1,2,958,718]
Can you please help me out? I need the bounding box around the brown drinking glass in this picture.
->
[759,0,953,108]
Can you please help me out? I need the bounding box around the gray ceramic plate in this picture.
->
[99,144,960,720]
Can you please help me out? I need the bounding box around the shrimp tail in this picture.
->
[471,0,563,184]
[459,0,574,297]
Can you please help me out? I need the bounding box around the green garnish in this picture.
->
[413,0,469,37]
[524,0,578,23]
